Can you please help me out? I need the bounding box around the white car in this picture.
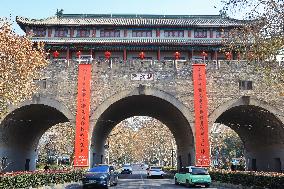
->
[147,166,164,178]
[121,164,132,174]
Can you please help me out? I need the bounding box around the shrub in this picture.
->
[0,169,84,189]
[210,170,284,189]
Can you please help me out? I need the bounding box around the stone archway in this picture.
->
[0,96,74,172]
[90,86,195,170]
[209,96,284,172]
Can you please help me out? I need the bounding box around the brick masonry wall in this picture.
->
[38,60,284,125]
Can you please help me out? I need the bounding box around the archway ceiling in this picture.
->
[0,104,69,147]
[216,105,284,147]
[92,95,194,147]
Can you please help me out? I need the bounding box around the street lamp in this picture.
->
[170,148,174,168]
[104,140,110,164]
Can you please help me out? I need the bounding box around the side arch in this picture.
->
[208,96,284,172]
[0,95,74,172]
[208,96,284,129]
[1,95,75,123]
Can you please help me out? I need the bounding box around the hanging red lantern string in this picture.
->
[174,51,181,60]
[104,51,111,60]
[76,51,81,58]
[53,51,60,58]
[225,51,232,60]
[139,51,145,60]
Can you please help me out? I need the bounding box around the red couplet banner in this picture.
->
[74,64,92,167]
[192,64,210,167]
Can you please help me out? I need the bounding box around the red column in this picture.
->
[92,28,96,37]
[156,29,160,37]
[188,50,191,60]
[157,48,161,61]
[188,30,191,38]
[70,28,74,38]
[123,48,127,61]
[48,29,52,37]
[214,50,218,60]
[210,29,213,38]
[66,47,70,60]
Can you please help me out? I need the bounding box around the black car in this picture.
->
[82,165,118,189]
[120,168,132,174]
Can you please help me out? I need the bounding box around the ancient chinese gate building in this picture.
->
[16,13,243,61]
[0,14,284,172]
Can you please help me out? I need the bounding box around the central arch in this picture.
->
[90,87,195,169]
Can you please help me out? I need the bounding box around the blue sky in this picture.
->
[1,0,223,34]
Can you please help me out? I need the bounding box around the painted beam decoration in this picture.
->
[192,64,210,167]
[74,64,92,167]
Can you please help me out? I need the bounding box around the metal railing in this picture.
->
[49,58,284,70]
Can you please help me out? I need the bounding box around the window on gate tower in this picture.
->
[194,29,207,38]
[33,28,46,37]
[76,29,90,37]
[132,30,152,37]
[216,30,229,38]
[164,30,184,37]
[100,30,120,37]
[54,28,68,37]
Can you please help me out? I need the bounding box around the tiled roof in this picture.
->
[16,14,244,28]
[31,37,224,45]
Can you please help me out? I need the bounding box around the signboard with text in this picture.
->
[74,64,92,167]
[192,64,210,167]
[131,73,154,81]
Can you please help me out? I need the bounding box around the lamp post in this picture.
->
[170,148,174,168]
[104,140,109,164]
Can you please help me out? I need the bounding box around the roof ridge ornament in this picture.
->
[56,9,64,18]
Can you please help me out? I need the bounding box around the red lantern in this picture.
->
[104,51,111,60]
[139,52,145,60]
[174,51,181,60]
[53,51,59,58]
[225,52,232,60]
[76,51,81,58]
[201,51,208,58]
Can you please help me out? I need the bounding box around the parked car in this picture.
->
[82,165,118,189]
[174,166,211,188]
[121,164,133,174]
[147,166,164,178]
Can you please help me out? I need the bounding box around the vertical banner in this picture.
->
[74,64,92,167]
[192,64,210,167]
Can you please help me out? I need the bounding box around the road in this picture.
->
[64,165,229,189]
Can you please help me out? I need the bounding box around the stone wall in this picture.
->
[39,59,284,125]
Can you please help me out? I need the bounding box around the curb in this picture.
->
[30,182,81,189]
[212,181,268,189]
